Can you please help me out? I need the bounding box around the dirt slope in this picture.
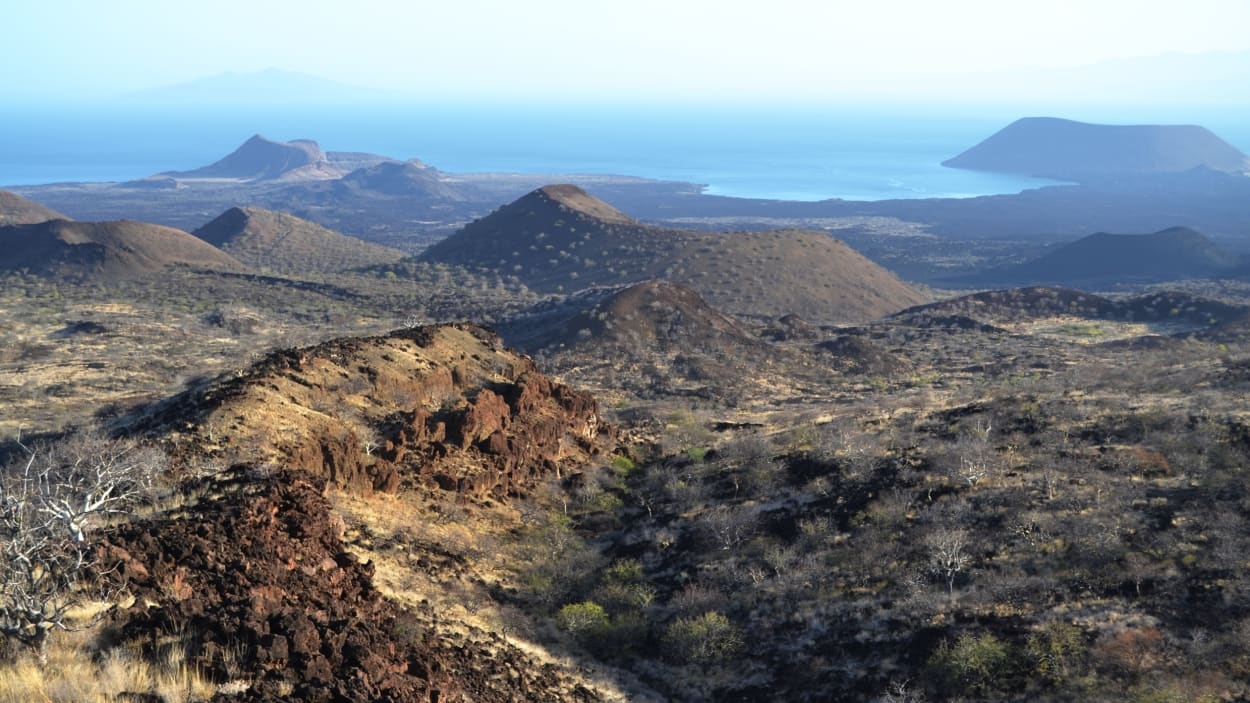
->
[421,185,928,323]
[0,190,66,225]
[194,206,406,274]
[0,218,245,280]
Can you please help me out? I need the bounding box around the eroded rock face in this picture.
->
[103,473,599,702]
[129,323,613,500]
[99,323,617,701]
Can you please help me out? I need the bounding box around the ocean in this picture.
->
[2,103,1247,201]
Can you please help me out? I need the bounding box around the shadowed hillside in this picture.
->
[956,227,1241,288]
[0,190,66,225]
[498,280,751,353]
[0,218,244,280]
[494,280,807,401]
[894,286,1247,334]
[194,206,407,274]
[421,185,928,323]
[943,117,1250,181]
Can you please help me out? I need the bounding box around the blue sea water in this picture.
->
[1,103,1246,201]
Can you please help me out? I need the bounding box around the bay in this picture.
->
[0,103,1244,201]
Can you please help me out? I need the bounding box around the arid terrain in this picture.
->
[3,128,1250,703]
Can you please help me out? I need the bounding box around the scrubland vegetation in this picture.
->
[475,284,1250,701]
[5,189,1250,701]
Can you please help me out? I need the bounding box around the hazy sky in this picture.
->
[6,0,1250,104]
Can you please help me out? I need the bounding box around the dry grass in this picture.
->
[329,487,662,703]
[0,628,224,703]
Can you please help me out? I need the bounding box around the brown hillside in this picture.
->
[0,190,66,225]
[194,206,407,274]
[125,323,613,500]
[959,227,1239,288]
[539,183,637,224]
[421,185,927,323]
[0,218,245,280]
[498,280,752,353]
[496,280,839,403]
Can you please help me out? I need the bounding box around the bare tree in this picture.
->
[925,528,971,595]
[1,433,163,664]
[876,678,927,703]
[702,504,756,550]
[952,419,995,487]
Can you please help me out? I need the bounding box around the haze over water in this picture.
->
[5,103,1246,201]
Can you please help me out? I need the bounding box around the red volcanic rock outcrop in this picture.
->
[103,473,601,702]
[128,323,613,500]
[98,323,618,701]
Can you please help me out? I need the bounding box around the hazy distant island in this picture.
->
[942,116,1250,181]
[10,118,1250,260]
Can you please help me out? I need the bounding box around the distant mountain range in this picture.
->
[10,117,1250,273]
[120,69,397,106]
[944,117,1250,181]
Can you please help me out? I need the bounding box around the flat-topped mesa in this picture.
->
[943,117,1250,181]
[162,134,342,182]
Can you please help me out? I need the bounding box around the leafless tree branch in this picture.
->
[0,432,163,665]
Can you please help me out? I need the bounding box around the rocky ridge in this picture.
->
[126,323,612,500]
[97,322,620,701]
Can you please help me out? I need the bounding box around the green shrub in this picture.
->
[610,455,638,476]
[1026,621,1085,682]
[556,601,610,642]
[928,632,1012,693]
[662,611,744,664]
[593,559,655,613]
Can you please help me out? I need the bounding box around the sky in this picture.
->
[5,0,1250,105]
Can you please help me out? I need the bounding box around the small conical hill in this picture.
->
[0,190,66,225]
[422,185,927,324]
[0,218,244,280]
[194,206,406,274]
